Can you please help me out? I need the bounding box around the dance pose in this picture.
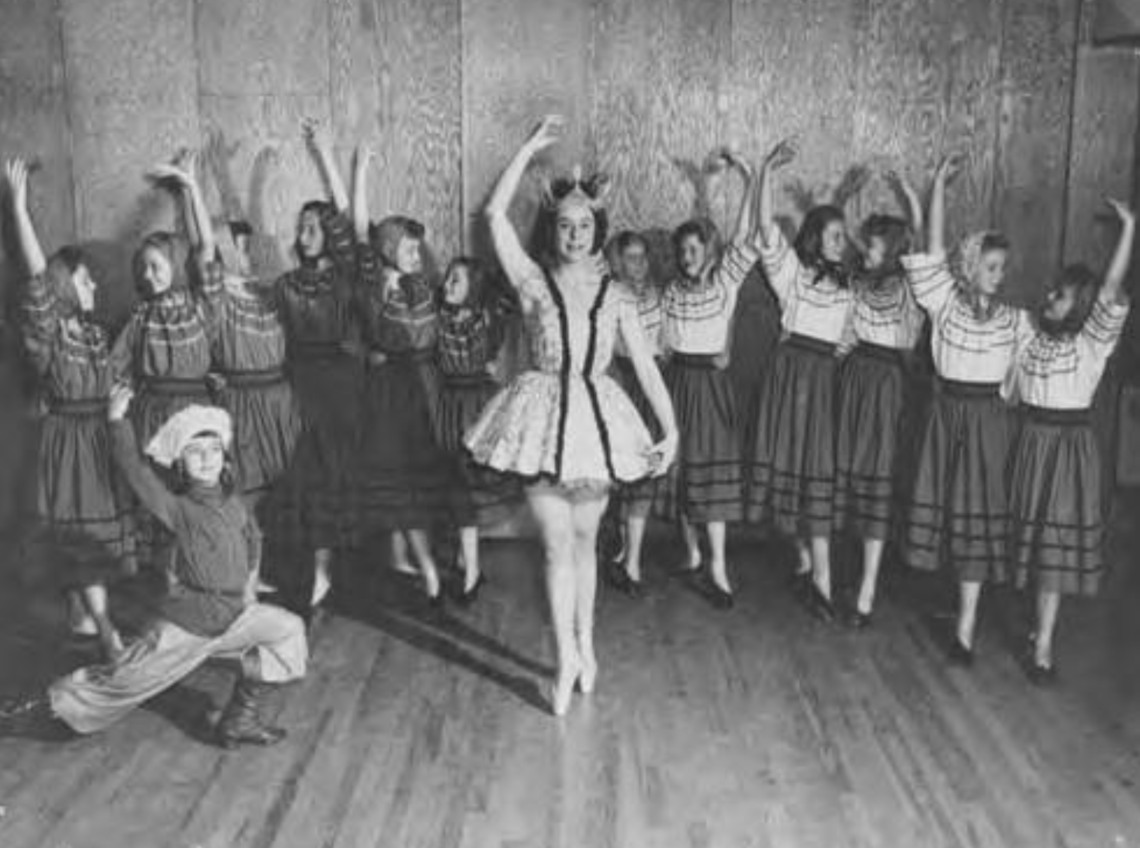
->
[604,231,666,597]
[900,155,1032,663]
[832,182,925,626]
[352,145,451,602]
[1007,199,1134,681]
[6,158,132,661]
[653,150,760,608]
[465,116,678,715]
[0,388,307,746]
[746,140,856,622]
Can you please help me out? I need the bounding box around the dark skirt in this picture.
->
[833,343,907,540]
[745,335,837,537]
[612,357,661,517]
[652,354,743,523]
[436,373,522,528]
[903,379,1015,582]
[215,369,302,497]
[266,352,361,551]
[28,399,133,588]
[1009,406,1104,596]
[357,354,451,531]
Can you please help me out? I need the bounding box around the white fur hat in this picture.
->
[144,404,233,468]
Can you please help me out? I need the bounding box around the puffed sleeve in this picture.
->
[900,252,956,317]
[757,227,800,310]
[20,273,59,376]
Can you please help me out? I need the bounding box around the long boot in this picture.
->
[0,693,73,740]
[215,678,287,749]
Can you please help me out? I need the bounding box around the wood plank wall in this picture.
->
[1,0,1138,530]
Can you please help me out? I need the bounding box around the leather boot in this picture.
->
[215,678,287,749]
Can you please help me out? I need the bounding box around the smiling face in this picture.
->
[443,263,471,306]
[180,434,225,487]
[296,209,325,260]
[821,219,847,264]
[618,241,650,285]
[677,232,708,280]
[973,248,1008,297]
[140,246,173,296]
[394,236,423,275]
[555,204,596,264]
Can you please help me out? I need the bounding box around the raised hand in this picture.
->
[108,383,134,422]
[302,117,333,153]
[525,115,565,154]
[1106,197,1136,228]
[355,143,375,171]
[763,138,797,172]
[934,153,963,184]
[647,431,679,475]
[5,158,29,209]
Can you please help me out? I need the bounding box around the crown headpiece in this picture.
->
[541,165,611,212]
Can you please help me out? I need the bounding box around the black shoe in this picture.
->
[216,679,287,749]
[844,608,874,629]
[671,561,702,579]
[788,571,812,603]
[946,637,975,667]
[703,577,735,610]
[1025,659,1058,687]
[806,585,835,624]
[455,573,486,608]
[605,562,644,598]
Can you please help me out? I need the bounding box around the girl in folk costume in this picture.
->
[1007,199,1134,682]
[263,119,361,611]
[0,389,308,747]
[5,159,132,662]
[832,184,926,627]
[466,116,678,715]
[900,155,1032,664]
[652,150,760,609]
[603,231,666,597]
[434,257,521,603]
[745,140,856,623]
[352,146,451,604]
[149,151,302,511]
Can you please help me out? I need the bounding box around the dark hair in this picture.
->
[43,245,89,314]
[293,200,336,268]
[533,205,609,262]
[132,231,187,298]
[1040,263,1100,339]
[369,215,427,269]
[228,220,253,239]
[609,230,650,257]
[859,214,911,278]
[171,450,236,495]
[671,217,720,261]
[441,256,489,308]
[793,205,850,287]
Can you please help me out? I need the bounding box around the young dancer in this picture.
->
[352,146,450,603]
[832,192,925,626]
[653,150,760,608]
[604,231,666,596]
[263,119,361,612]
[465,116,678,715]
[434,257,521,602]
[149,151,302,511]
[900,155,1032,663]
[746,140,856,622]
[1007,199,1134,682]
[6,158,131,661]
[0,387,307,746]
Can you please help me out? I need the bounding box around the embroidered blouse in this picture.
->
[849,274,925,350]
[110,282,219,388]
[758,228,854,344]
[356,246,438,356]
[437,305,504,377]
[613,281,665,359]
[662,242,759,355]
[194,259,287,373]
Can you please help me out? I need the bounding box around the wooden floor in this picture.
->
[4,506,1140,848]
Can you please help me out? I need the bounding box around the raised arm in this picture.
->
[485,115,562,292]
[1102,198,1136,304]
[888,169,925,253]
[352,144,374,245]
[5,159,47,276]
[757,139,796,249]
[714,149,755,247]
[150,149,216,266]
[927,154,959,256]
[303,118,349,213]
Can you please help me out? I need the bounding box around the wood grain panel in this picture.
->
[196,0,332,280]
[61,0,200,321]
[460,0,591,257]
[588,0,730,235]
[851,0,1004,237]
[329,0,463,265]
[993,0,1081,303]
[1064,45,1140,267]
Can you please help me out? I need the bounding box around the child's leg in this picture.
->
[795,539,812,576]
[811,534,832,600]
[66,591,97,635]
[856,537,886,615]
[1034,589,1061,669]
[956,580,983,649]
[312,547,332,606]
[79,583,124,660]
[623,511,649,583]
[680,514,701,571]
[528,489,578,715]
[707,521,731,593]
[406,528,441,599]
[571,494,609,693]
[459,525,481,592]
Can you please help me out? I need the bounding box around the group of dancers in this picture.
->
[0,111,1134,737]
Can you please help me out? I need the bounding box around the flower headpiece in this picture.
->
[541,165,611,213]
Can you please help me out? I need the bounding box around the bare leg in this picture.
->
[80,583,124,661]
[528,489,578,716]
[956,580,982,649]
[1034,590,1061,669]
[810,535,832,600]
[856,537,886,614]
[680,515,701,570]
[707,521,731,593]
[389,532,416,575]
[405,528,441,599]
[67,591,97,635]
[571,493,609,694]
[795,539,812,576]
[459,525,481,592]
[624,513,648,582]
[312,548,332,607]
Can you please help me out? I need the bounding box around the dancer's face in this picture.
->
[140,246,173,296]
[974,248,1007,297]
[821,220,847,264]
[443,264,471,306]
[395,236,423,275]
[677,233,707,280]
[71,263,97,312]
[863,235,886,271]
[297,210,325,260]
[555,205,595,264]
[181,434,225,486]
[618,242,649,285]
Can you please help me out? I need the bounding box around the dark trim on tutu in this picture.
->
[903,379,1013,581]
[584,276,617,482]
[1010,406,1104,596]
[547,271,572,481]
[611,357,660,516]
[833,344,907,540]
[653,356,743,523]
[745,337,837,536]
